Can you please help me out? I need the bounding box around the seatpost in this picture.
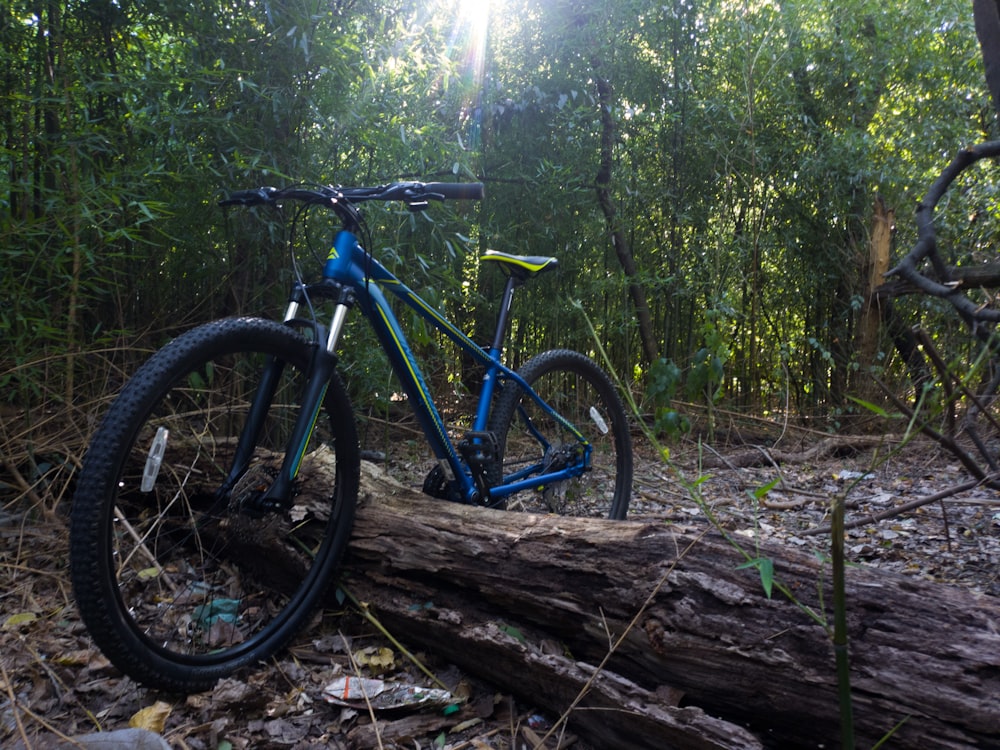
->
[490,275,519,353]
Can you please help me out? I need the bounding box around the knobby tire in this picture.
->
[70,318,360,692]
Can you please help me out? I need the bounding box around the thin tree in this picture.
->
[592,61,659,365]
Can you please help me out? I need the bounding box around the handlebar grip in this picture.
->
[424,182,485,201]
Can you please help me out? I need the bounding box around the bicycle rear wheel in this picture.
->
[489,349,632,519]
[70,318,359,692]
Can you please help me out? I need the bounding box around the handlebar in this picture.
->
[219,181,484,211]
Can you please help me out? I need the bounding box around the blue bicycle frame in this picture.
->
[295,227,592,506]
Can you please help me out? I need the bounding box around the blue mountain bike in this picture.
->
[70,181,633,692]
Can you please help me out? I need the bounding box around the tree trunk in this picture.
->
[592,64,659,365]
[850,197,910,428]
[975,0,1000,117]
[338,462,1000,749]
[850,197,895,408]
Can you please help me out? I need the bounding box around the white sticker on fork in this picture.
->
[589,406,609,435]
[140,426,169,492]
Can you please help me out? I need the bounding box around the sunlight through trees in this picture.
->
[1,0,992,424]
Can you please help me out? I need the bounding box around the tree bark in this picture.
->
[975,0,1000,117]
[338,462,1000,749]
[850,197,894,406]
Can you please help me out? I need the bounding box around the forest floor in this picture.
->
[2,420,998,750]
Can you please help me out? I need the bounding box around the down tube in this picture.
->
[360,283,471,486]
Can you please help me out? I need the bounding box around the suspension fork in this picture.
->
[224,289,354,515]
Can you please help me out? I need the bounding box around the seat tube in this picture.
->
[491,276,518,352]
[474,357,501,431]
[473,276,518,432]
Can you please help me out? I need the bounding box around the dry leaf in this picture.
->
[129,700,172,733]
[3,612,37,630]
[450,717,483,733]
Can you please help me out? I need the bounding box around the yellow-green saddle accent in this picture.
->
[481,250,558,280]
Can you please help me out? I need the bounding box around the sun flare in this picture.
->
[451,0,492,87]
[447,0,494,154]
[457,0,492,38]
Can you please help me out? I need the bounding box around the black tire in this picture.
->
[488,349,632,519]
[70,317,360,692]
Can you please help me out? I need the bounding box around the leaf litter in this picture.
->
[1,435,998,748]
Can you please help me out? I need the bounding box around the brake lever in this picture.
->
[218,187,278,207]
[399,183,442,212]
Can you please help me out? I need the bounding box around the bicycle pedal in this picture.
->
[458,431,499,464]
[458,431,499,498]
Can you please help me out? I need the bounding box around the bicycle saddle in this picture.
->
[481,250,558,280]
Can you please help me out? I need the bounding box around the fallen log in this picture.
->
[336,462,1000,749]
[699,434,899,469]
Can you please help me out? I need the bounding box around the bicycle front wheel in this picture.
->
[489,349,632,519]
[70,318,359,692]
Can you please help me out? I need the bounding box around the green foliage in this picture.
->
[737,476,783,599]
[1,0,993,423]
[646,358,690,439]
[647,306,731,437]
[686,309,731,405]
[736,555,775,599]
